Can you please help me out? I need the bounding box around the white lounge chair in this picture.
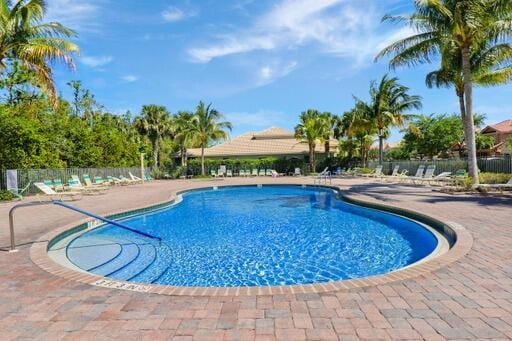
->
[217,169,225,177]
[361,165,383,178]
[426,172,452,186]
[403,165,425,183]
[384,165,408,182]
[478,177,512,192]
[271,170,279,178]
[34,182,82,201]
[313,167,331,184]
[129,172,144,183]
[226,170,233,177]
[293,168,301,176]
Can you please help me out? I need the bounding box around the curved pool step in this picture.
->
[67,236,122,271]
[90,238,140,276]
[108,241,157,281]
[129,241,173,283]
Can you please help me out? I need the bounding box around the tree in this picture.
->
[376,0,512,185]
[174,111,195,166]
[190,101,232,176]
[402,114,464,159]
[0,0,79,102]
[134,105,173,171]
[355,75,421,164]
[294,109,326,172]
[319,112,336,156]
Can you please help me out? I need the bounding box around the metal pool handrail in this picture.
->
[7,200,160,252]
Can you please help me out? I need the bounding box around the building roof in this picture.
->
[187,127,338,158]
[481,119,512,134]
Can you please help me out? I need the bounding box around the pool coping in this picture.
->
[30,183,473,296]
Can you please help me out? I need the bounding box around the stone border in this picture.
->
[30,183,473,296]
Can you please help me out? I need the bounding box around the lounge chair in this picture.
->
[271,170,279,178]
[68,178,105,194]
[119,175,137,184]
[239,170,245,177]
[361,165,383,178]
[83,175,111,189]
[426,172,452,186]
[53,179,67,192]
[293,168,301,176]
[251,169,258,176]
[478,177,512,192]
[129,172,144,183]
[110,176,129,185]
[313,167,331,184]
[7,181,31,200]
[226,170,233,177]
[211,169,217,177]
[217,169,225,177]
[408,165,436,184]
[384,165,408,182]
[34,182,82,201]
[258,169,266,176]
[403,165,425,183]
[266,169,273,176]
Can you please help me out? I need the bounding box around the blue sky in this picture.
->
[49,0,512,141]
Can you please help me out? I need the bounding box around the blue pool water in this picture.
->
[66,185,438,287]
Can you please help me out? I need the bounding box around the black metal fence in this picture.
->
[367,156,512,175]
[0,167,150,194]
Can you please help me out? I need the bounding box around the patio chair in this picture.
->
[258,169,266,176]
[361,165,383,178]
[68,178,105,194]
[411,165,436,184]
[266,169,273,176]
[478,177,512,192]
[293,168,301,176]
[426,172,452,186]
[129,172,144,183]
[34,182,82,201]
[83,175,111,189]
[313,167,331,184]
[403,165,425,183]
[384,166,408,182]
[7,181,31,200]
[53,179,66,192]
[211,169,217,177]
[226,170,233,177]
[239,170,246,177]
[251,169,258,176]
[271,170,279,178]
[217,168,225,177]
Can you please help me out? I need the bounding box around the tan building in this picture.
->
[186,127,338,160]
[480,119,512,156]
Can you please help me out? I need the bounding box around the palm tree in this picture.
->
[319,112,337,156]
[355,75,421,164]
[134,105,173,171]
[376,0,512,184]
[339,108,366,160]
[0,0,79,101]
[174,111,195,166]
[190,101,232,176]
[294,109,326,172]
[426,42,512,151]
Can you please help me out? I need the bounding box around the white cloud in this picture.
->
[121,75,138,82]
[256,60,298,86]
[80,55,113,68]
[162,6,196,23]
[46,0,99,31]
[188,0,384,63]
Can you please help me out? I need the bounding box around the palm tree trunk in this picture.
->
[152,138,159,172]
[347,137,353,159]
[201,147,205,176]
[461,45,479,185]
[324,141,330,156]
[309,142,316,172]
[456,89,470,159]
[378,135,384,165]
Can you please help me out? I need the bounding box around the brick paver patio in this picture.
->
[0,177,511,340]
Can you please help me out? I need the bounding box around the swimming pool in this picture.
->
[60,185,442,287]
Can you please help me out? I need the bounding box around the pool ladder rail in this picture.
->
[7,200,160,252]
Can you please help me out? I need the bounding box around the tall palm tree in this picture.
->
[0,0,79,101]
[294,109,326,172]
[191,101,232,176]
[339,108,366,160]
[174,111,195,166]
[320,112,337,156]
[376,0,512,184]
[426,41,512,150]
[355,75,421,164]
[134,105,173,171]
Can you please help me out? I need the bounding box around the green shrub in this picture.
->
[479,172,512,184]
[0,190,14,201]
